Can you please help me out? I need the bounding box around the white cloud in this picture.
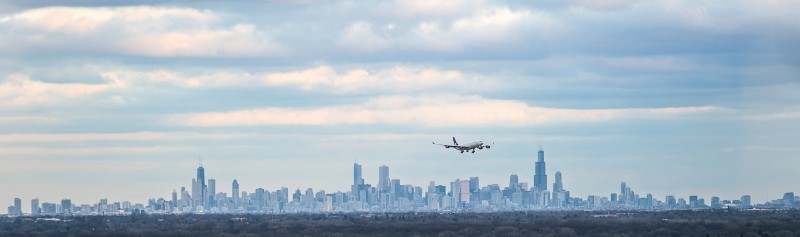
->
[101,66,495,94]
[0,73,121,107]
[0,146,192,156]
[570,0,639,11]
[101,70,255,88]
[339,6,562,52]
[590,56,691,71]
[448,7,558,43]
[339,22,393,52]
[263,66,490,94]
[0,116,59,124]
[1,6,279,57]
[4,6,216,33]
[0,132,245,143]
[168,95,719,127]
[742,111,800,121]
[376,0,474,18]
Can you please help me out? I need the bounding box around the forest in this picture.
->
[2,210,799,237]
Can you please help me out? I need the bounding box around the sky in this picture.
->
[0,0,798,212]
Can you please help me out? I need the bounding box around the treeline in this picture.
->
[1,210,799,236]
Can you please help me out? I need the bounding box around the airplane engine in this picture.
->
[485,145,491,149]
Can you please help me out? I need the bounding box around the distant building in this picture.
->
[469,177,479,193]
[171,190,178,211]
[13,198,21,215]
[208,179,216,207]
[533,148,547,191]
[711,196,720,208]
[31,198,40,216]
[553,171,563,192]
[551,171,569,208]
[378,165,390,193]
[741,195,751,208]
[509,174,519,190]
[61,199,72,214]
[352,162,364,201]
[391,179,401,200]
[784,192,795,207]
[232,179,240,210]
[689,195,698,208]
[456,180,470,206]
[196,165,206,208]
[665,195,676,207]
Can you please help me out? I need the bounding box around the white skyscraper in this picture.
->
[458,180,470,205]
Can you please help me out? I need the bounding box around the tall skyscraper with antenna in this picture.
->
[196,162,206,207]
[353,162,364,200]
[534,147,547,191]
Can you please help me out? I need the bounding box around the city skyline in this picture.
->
[5,148,797,215]
[6,162,797,215]
[1,0,798,211]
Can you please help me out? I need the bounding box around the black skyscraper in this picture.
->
[197,165,206,207]
[534,148,547,191]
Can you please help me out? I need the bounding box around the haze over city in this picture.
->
[1,0,798,213]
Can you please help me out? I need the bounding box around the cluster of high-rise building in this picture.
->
[5,148,799,216]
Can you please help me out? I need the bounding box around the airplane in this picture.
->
[432,137,492,153]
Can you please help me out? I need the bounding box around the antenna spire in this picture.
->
[199,155,203,167]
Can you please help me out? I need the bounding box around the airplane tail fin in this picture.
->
[452,137,458,145]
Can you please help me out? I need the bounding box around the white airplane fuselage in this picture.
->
[449,141,483,151]
[435,137,492,153]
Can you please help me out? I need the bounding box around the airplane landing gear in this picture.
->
[471,150,476,153]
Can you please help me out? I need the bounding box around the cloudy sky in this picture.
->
[1,0,798,210]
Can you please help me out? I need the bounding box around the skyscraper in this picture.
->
[31,198,39,216]
[208,179,216,207]
[354,163,363,186]
[379,165,390,193]
[171,190,178,211]
[553,171,563,192]
[509,174,519,190]
[353,162,364,200]
[196,165,206,207]
[232,179,240,210]
[620,182,627,204]
[13,198,22,215]
[783,192,795,207]
[533,148,547,191]
[60,199,72,214]
[191,178,198,207]
[457,180,470,205]
[741,195,752,208]
[469,177,479,193]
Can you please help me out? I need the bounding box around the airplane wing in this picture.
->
[432,142,464,149]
